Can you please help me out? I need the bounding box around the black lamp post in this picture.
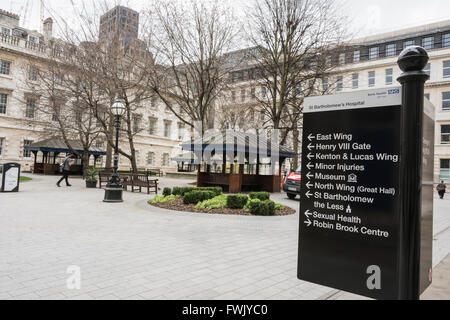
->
[103,100,126,203]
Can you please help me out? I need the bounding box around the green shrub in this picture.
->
[86,167,98,182]
[244,199,276,216]
[150,195,180,204]
[226,194,249,209]
[170,186,222,197]
[249,192,270,201]
[244,198,262,214]
[172,186,183,196]
[163,187,172,197]
[196,186,222,196]
[196,195,227,210]
[274,202,284,211]
[183,190,216,205]
[258,200,275,216]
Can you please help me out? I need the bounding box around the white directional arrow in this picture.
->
[307,153,315,160]
[306,181,313,189]
[304,210,312,218]
[306,172,314,180]
[307,143,315,151]
[304,219,312,227]
[308,134,315,142]
[305,191,313,199]
[306,162,314,170]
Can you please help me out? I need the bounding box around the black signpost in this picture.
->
[297,47,433,300]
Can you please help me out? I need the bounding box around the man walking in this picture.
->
[437,181,447,200]
[57,154,73,187]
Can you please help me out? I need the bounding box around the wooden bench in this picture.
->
[147,169,162,177]
[99,171,158,194]
[127,174,158,194]
[98,171,111,188]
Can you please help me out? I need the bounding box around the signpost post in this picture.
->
[297,47,433,300]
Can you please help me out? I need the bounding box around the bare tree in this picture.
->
[28,0,158,173]
[147,0,240,135]
[248,0,348,168]
[22,45,103,176]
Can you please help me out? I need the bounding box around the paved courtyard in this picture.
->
[0,174,449,300]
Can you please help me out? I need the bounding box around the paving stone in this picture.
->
[0,175,448,300]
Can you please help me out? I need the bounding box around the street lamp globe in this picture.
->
[111,100,126,116]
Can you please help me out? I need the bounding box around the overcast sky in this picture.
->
[3,0,450,38]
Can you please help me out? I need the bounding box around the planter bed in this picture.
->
[148,197,296,216]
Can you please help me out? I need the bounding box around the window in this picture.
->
[339,53,345,65]
[385,69,393,85]
[403,40,415,49]
[443,61,450,78]
[369,47,379,60]
[133,115,141,133]
[0,137,4,156]
[95,140,103,149]
[241,89,246,102]
[443,92,450,110]
[0,93,7,114]
[353,50,360,63]
[28,66,39,81]
[261,87,266,99]
[251,88,256,100]
[386,44,396,57]
[162,153,170,167]
[28,36,38,43]
[75,109,82,123]
[1,27,11,35]
[443,34,450,48]
[259,110,265,121]
[424,63,430,77]
[54,73,63,85]
[0,60,11,75]
[424,93,430,101]
[52,104,60,121]
[326,56,331,66]
[151,97,157,109]
[23,140,33,158]
[337,76,343,91]
[178,123,185,140]
[231,91,236,102]
[147,152,155,165]
[422,37,434,50]
[26,97,36,118]
[352,73,359,89]
[442,125,450,144]
[164,121,171,138]
[322,78,328,91]
[149,118,157,135]
[368,71,375,87]
[441,159,450,181]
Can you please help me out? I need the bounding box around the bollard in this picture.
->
[397,46,430,300]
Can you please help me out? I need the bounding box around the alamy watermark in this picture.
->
[66,265,81,290]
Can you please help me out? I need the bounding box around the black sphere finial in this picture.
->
[397,46,429,72]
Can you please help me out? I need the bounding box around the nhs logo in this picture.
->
[388,89,400,95]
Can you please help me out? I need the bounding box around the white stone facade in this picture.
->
[0,11,187,174]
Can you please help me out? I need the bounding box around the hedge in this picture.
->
[172,186,222,197]
[249,192,270,201]
[226,194,249,209]
[259,200,275,216]
[163,187,172,197]
[183,190,217,205]
[244,198,276,216]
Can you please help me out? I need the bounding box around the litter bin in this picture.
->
[0,162,21,192]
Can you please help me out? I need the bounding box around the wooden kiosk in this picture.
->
[25,138,106,175]
[181,131,295,193]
